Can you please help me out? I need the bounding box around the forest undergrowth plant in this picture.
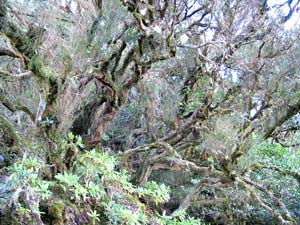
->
[156,210,204,225]
[4,155,53,224]
[2,133,203,224]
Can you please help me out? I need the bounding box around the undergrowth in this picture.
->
[1,132,205,225]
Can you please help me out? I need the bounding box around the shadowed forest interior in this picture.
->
[0,0,299,224]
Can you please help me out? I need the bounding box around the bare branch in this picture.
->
[241,177,296,224]
[243,163,300,183]
[172,178,226,215]
[0,45,19,57]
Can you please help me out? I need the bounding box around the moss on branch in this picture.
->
[0,113,20,146]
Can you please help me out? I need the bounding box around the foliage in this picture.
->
[2,135,203,224]
[234,142,300,223]
[137,181,170,205]
[1,0,300,224]
[4,156,53,223]
[157,210,205,225]
[252,142,300,170]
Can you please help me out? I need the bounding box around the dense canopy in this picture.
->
[0,0,299,224]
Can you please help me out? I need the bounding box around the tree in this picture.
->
[0,0,299,224]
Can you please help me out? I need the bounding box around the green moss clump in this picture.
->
[48,200,65,225]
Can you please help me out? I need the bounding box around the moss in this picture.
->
[48,200,66,224]
[124,194,146,212]
[1,19,59,90]
[0,207,20,225]
[0,114,20,147]
[0,216,19,225]
[1,21,35,59]
[0,1,7,31]
[29,55,55,80]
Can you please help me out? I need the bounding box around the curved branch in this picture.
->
[237,176,296,225]
[172,178,226,215]
[0,45,19,57]
[243,163,300,184]
[264,100,300,139]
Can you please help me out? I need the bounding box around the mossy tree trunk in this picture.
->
[0,0,300,224]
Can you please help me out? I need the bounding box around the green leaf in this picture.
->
[76,135,85,148]
[68,132,75,140]
[55,172,79,186]
[101,133,110,142]
[207,156,214,163]
[68,77,78,88]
